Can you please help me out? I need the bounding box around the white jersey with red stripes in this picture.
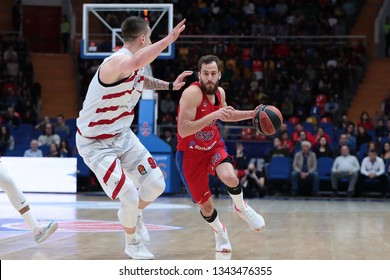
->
[77,48,144,138]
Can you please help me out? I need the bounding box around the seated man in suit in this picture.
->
[290,140,319,196]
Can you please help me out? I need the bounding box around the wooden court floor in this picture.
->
[1,192,390,260]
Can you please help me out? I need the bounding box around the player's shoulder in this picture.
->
[182,84,202,97]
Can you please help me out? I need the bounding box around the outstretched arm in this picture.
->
[144,70,193,90]
[100,19,187,84]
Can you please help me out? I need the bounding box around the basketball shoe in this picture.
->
[214,226,232,252]
[125,236,154,260]
[136,213,150,242]
[234,203,265,231]
[34,221,58,244]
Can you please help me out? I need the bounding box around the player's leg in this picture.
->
[120,138,166,244]
[0,163,58,243]
[77,135,153,259]
[215,154,265,232]
[176,151,231,252]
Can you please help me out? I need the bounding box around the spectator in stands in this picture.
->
[46,143,59,157]
[323,95,339,122]
[381,142,390,161]
[233,142,250,180]
[359,149,387,197]
[0,126,15,154]
[24,139,43,157]
[331,145,360,197]
[264,137,290,163]
[54,114,70,138]
[356,125,372,152]
[292,123,313,144]
[2,106,21,129]
[240,162,266,198]
[290,140,319,196]
[333,133,356,157]
[280,96,294,119]
[357,111,374,131]
[34,116,53,131]
[313,127,332,146]
[162,128,177,153]
[280,130,294,153]
[345,122,357,149]
[314,136,333,158]
[160,92,176,116]
[293,130,309,154]
[37,123,60,147]
[3,46,17,63]
[59,139,71,157]
[375,118,387,143]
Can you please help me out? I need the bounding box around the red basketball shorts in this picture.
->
[176,143,229,205]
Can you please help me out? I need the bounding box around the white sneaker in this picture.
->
[34,221,58,244]
[235,203,265,231]
[125,236,154,260]
[214,227,232,252]
[136,213,150,242]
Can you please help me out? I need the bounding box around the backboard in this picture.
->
[81,3,174,60]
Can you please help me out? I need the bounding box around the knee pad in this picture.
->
[117,188,139,228]
[138,174,166,202]
[0,164,26,211]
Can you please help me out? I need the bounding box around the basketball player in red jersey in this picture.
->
[176,55,265,253]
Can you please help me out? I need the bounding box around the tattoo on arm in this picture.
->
[144,76,169,90]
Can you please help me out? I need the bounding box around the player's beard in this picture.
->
[200,80,218,96]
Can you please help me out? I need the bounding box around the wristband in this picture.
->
[169,82,173,91]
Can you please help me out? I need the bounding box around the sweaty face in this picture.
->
[199,62,220,96]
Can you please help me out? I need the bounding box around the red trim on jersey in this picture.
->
[88,110,134,127]
[96,105,120,113]
[103,159,117,185]
[102,89,134,100]
[123,70,138,83]
[112,169,126,199]
[77,128,118,139]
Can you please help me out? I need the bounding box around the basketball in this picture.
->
[252,105,283,136]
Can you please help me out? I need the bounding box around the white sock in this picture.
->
[126,233,136,244]
[229,192,245,211]
[208,215,225,232]
[22,210,37,231]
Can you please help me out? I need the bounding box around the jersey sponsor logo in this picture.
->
[137,164,147,175]
[195,130,215,141]
[189,140,217,151]
[203,100,208,108]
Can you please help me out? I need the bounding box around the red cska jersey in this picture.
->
[177,82,222,152]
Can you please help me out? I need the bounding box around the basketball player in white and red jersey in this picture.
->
[176,55,265,253]
[76,16,192,260]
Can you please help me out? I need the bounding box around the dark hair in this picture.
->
[197,55,220,72]
[121,16,149,42]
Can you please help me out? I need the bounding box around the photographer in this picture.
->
[240,163,266,198]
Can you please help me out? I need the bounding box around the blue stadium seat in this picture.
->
[266,156,291,182]
[317,157,334,184]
